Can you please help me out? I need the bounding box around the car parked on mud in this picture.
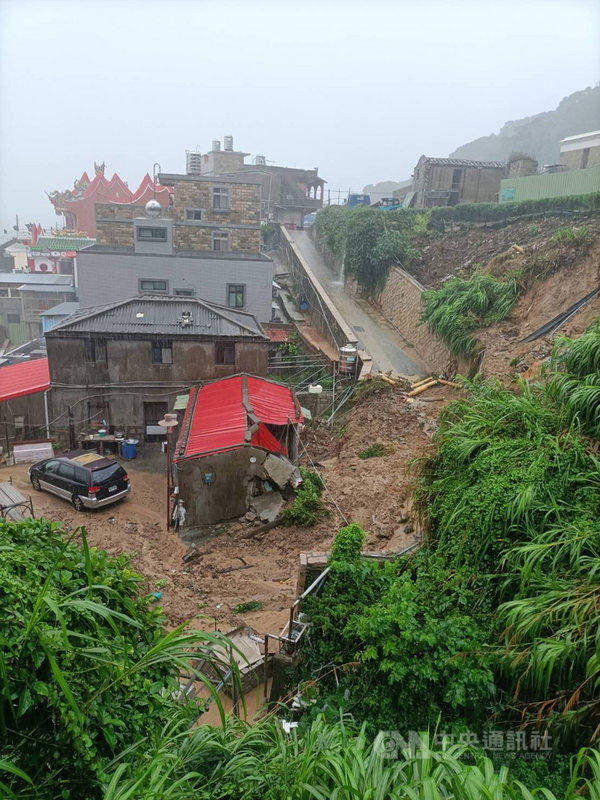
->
[29,450,130,511]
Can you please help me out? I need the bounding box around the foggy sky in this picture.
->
[0,0,598,231]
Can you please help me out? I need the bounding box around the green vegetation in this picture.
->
[551,224,592,248]
[233,600,262,614]
[315,204,422,295]
[421,274,520,358]
[283,467,328,527]
[0,518,233,798]
[358,441,388,459]
[315,192,599,298]
[296,321,600,793]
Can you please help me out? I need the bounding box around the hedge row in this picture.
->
[424,191,600,227]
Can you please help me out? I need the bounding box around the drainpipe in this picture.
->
[44,390,50,439]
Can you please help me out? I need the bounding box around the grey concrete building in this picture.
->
[76,170,273,322]
[45,295,270,445]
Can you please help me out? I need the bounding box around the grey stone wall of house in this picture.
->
[0,391,47,444]
[175,446,268,526]
[76,250,273,322]
[46,336,269,442]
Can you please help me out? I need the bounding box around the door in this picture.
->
[144,401,168,443]
[56,462,79,500]
[39,459,62,494]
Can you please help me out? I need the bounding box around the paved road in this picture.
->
[288,230,424,377]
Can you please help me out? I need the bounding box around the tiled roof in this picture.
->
[40,302,80,317]
[46,295,268,339]
[30,236,95,252]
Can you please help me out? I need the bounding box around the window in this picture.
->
[140,279,168,293]
[7,313,20,324]
[212,231,230,252]
[152,340,173,364]
[227,284,245,309]
[185,208,203,221]
[212,186,230,210]
[174,288,195,296]
[137,226,167,241]
[57,463,76,481]
[44,460,60,474]
[0,288,9,297]
[84,338,107,363]
[215,342,235,365]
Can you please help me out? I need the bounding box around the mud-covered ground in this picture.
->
[1,383,438,638]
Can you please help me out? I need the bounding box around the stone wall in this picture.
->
[561,146,600,171]
[376,267,455,375]
[95,180,261,253]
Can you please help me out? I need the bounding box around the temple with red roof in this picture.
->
[47,163,173,237]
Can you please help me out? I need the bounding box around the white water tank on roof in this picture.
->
[224,135,234,151]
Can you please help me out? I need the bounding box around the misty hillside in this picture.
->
[449,84,600,165]
[362,178,412,197]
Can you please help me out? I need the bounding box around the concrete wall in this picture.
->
[76,250,273,322]
[0,391,47,444]
[280,226,357,354]
[46,336,269,441]
[175,446,268,526]
[376,267,455,375]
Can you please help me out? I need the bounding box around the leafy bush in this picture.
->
[0,519,230,798]
[551,225,591,247]
[234,600,262,614]
[421,274,520,358]
[283,467,328,527]
[358,442,387,459]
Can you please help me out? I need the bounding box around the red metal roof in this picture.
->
[265,328,289,343]
[0,358,50,402]
[175,374,303,460]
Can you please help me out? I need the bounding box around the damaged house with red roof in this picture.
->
[174,374,304,527]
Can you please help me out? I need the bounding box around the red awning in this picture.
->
[0,358,50,402]
[176,374,303,460]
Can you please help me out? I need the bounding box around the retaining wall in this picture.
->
[280,226,357,353]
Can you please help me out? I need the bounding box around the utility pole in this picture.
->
[158,413,179,530]
[68,407,76,450]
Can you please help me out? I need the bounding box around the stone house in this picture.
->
[76,171,273,322]
[186,136,325,227]
[412,156,505,207]
[559,130,600,171]
[45,295,270,445]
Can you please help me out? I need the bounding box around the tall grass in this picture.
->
[421,274,520,358]
[100,714,600,799]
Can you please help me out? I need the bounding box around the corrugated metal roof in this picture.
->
[40,302,80,317]
[175,374,303,460]
[0,358,49,402]
[0,273,73,285]
[422,157,505,168]
[46,295,268,339]
[30,236,95,252]
[19,284,76,294]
